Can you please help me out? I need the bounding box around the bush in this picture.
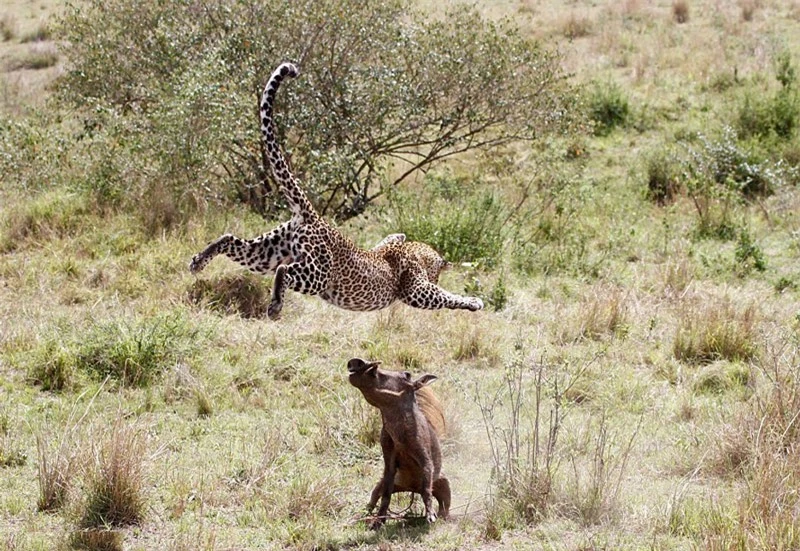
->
[388,172,508,268]
[55,0,580,221]
[678,127,788,239]
[736,90,799,140]
[588,81,629,136]
[734,228,767,275]
[645,149,682,204]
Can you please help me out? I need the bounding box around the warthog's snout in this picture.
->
[347,357,378,374]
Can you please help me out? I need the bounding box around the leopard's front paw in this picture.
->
[467,297,484,311]
[189,254,207,274]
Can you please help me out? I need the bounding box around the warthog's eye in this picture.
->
[404,371,412,380]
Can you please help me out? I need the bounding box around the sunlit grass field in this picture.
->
[2,1,800,549]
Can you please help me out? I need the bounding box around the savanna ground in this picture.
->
[2,0,800,549]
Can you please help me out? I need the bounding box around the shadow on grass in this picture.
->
[338,516,435,549]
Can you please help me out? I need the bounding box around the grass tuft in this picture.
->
[588,81,630,136]
[74,314,200,387]
[740,0,758,22]
[187,274,269,319]
[68,530,123,551]
[16,314,202,390]
[645,149,682,205]
[26,341,77,392]
[195,389,214,418]
[672,0,690,24]
[0,191,87,252]
[0,411,26,468]
[561,289,629,342]
[7,46,59,71]
[0,15,17,41]
[37,431,77,512]
[79,420,147,529]
[19,21,51,43]
[562,13,592,39]
[673,298,759,364]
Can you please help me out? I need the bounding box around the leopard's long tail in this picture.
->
[260,62,315,220]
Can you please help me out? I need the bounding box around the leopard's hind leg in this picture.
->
[398,264,483,312]
[267,250,331,320]
[189,221,295,275]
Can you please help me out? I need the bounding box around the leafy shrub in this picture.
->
[645,149,682,204]
[775,51,797,90]
[588,81,630,136]
[734,228,766,274]
[488,275,509,312]
[55,0,580,222]
[0,116,72,191]
[775,277,796,293]
[511,159,594,277]
[389,172,507,267]
[687,128,775,197]
[678,127,788,239]
[736,90,799,140]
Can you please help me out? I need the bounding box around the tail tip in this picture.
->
[279,62,299,79]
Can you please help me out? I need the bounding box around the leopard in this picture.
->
[189,62,483,320]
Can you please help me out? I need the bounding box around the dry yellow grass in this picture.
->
[1,0,800,549]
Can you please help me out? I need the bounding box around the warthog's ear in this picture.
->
[413,374,438,390]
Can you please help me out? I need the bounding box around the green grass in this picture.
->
[2,0,800,549]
